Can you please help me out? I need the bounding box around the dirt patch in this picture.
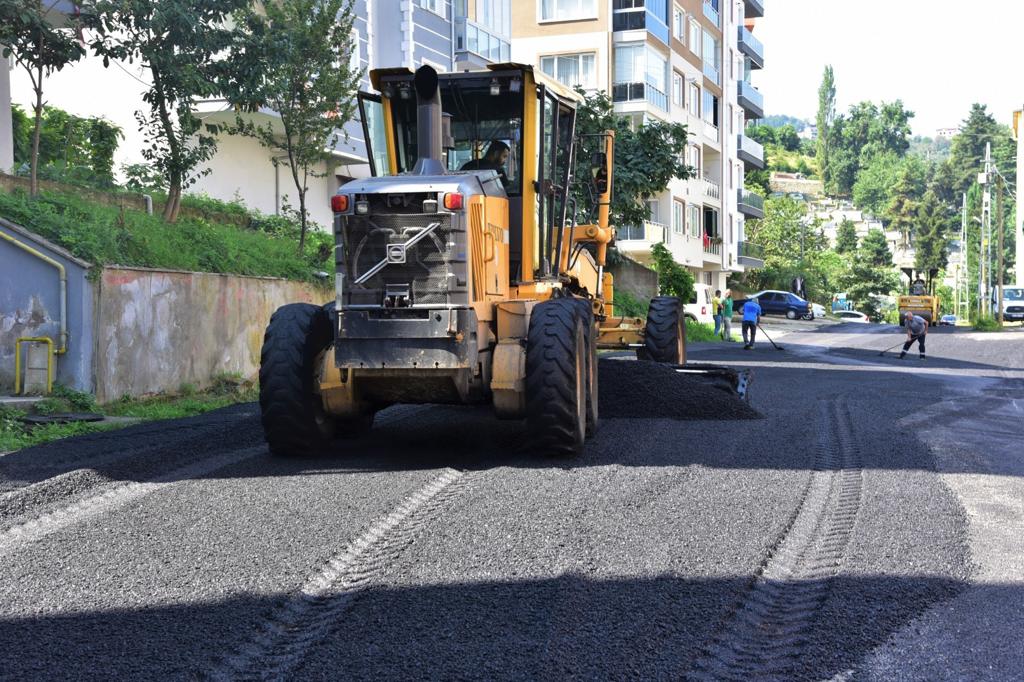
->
[598,358,762,420]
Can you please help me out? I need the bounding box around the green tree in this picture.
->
[9,104,32,166]
[835,219,858,254]
[650,242,695,303]
[91,0,248,222]
[848,228,899,318]
[775,124,800,152]
[886,165,919,247]
[573,88,691,228]
[0,0,87,194]
[948,104,1016,195]
[227,0,360,251]
[815,65,836,190]
[914,191,948,275]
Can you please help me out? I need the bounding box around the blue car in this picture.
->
[738,290,812,320]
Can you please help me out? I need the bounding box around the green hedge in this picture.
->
[0,188,332,283]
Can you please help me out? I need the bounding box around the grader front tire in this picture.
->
[526,299,588,457]
[640,296,687,364]
[259,303,337,456]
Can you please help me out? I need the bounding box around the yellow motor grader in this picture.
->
[258,64,687,457]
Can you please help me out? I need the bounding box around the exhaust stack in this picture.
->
[412,65,446,176]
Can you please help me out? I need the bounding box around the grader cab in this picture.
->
[258,64,687,457]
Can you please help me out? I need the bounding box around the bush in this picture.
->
[973,316,1001,332]
[0,188,332,283]
[613,290,649,318]
[686,322,721,343]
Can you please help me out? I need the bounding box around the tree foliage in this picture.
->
[815,65,835,191]
[650,243,695,303]
[914,191,948,275]
[847,229,899,319]
[0,0,88,194]
[835,219,858,254]
[226,0,360,251]
[573,88,691,228]
[90,0,248,222]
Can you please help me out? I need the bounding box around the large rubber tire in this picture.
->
[259,303,338,456]
[526,299,587,457]
[640,296,686,364]
[570,298,599,435]
[786,309,798,320]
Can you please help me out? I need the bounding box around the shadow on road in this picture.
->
[0,572,977,680]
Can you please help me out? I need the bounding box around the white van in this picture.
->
[685,284,717,326]
[991,286,1024,322]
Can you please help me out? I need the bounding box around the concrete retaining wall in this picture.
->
[609,255,659,303]
[93,267,326,402]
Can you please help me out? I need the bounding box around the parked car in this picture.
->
[684,283,716,326]
[834,310,869,323]
[810,303,827,319]
[939,314,957,326]
[736,290,812,320]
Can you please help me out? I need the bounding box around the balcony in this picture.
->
[612,4,670,45]
[703,238,723,257]
[703,60,720,85]
[616,221,668,256]
[737,133,765,169]
[454,17,510,65]
[703,0,720,27]
[738,26,764,69]
[737,240,765,268]
[737,80,765,119]
[745,0,764,18]
[738,188,765,218]
[612,78,669,112]
[703,176,721,202]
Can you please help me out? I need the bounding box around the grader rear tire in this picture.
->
[639,296,686,364]
[259,303,337,456]
[526,299,587,457]
[570,298,599,435]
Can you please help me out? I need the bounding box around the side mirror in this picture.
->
[591,151,609,194]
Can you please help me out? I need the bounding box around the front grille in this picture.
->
[337,213,467,307]
[1007,306,1024,314]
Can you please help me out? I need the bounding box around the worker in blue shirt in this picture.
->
[741,297,762,349]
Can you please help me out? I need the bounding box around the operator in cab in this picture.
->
[460,140,510,187]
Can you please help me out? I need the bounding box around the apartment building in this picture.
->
[511,0,766,291]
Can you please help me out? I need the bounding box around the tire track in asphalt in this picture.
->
[0,405,430,556]
[688,397,864,681]
[210,466,474,682]
[0,446,263,557]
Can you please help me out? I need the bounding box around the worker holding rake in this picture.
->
[900,311,928,360]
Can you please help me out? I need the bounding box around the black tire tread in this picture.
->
[526,299,586,457]
[259,303,335,456]
[642,296,686,364]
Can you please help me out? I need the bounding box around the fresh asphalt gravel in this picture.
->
[0,321,997,680]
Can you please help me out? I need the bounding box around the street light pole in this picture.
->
[997,174,1005,325]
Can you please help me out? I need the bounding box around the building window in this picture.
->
[613,43,668,111]
[687,82,700,117]
[541,53,597,90]
[702,29,720,84]
[702,90,718,127]
[349,28,360,73]
[688,17,701,55]
[540,0,597,22]
[478,0,511,37]
[727,104,733,134]
[688,144,701,176]
[673,6,684,40]
[647,199,660,224]
[703,271,713,286]
[419,0,446,18]
[688,204,701,238]
[672,71,684,108]
[673,199,685,235]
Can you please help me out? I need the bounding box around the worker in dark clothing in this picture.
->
[460,140,510,185]
[742,297,762,349]
[900,311,928,359]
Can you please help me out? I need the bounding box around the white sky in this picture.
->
[752,0,1024,135]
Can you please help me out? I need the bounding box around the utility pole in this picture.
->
[958,193,967,320]
[997,174,1005,325]
[980,142,992,317]
[1015,107,1023,284]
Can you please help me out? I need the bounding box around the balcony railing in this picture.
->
[703,176,721,201]
[702,61,720,85]
[738,26,764,69]
[454,17,510,64]
[737,80,765,119]
[737,240,765,266]
[703,0,720,27]
[612,77,668,112]
[617,220,667,244]
[737,133,765,169]
[738,188,765,218]
[703,238,723,256]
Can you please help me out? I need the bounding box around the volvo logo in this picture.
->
[386,244,406,264]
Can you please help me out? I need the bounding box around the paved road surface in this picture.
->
[1,321,1021,680]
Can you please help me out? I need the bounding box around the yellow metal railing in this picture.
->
[14,337,54,395]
